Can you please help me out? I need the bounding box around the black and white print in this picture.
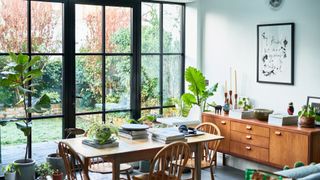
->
[257,23,294,85]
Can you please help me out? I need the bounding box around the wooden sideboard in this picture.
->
[203,112,320,168]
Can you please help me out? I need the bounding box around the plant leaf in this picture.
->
[16,122,32,136]
[185,67,206,97]
[181,93,197,106]
[28,94,51,113]
[24,56,41,70]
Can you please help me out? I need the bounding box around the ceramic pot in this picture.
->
[52,172,63,180]
[14,159,35,180]
[4,172,15,180]
[46,153,66,179]
[299,116,315,128]
[253,109,273,121]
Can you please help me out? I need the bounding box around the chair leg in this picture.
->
[210,166,215,180]
[191,168,195,180]
[126,170,131,180]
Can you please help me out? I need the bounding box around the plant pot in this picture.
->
[14,159,36,180]
[46,153,66,179]
[4,172,16,180]
[299,116,315,128]
[52,172,63,180]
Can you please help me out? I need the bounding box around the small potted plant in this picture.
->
[52,169,63,180]
[87,121,118,145]
[35,162,53,180]
[2,163,19,180]
[298,105,317,128]
[238,97,253,111]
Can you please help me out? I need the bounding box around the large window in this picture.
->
[141,2,184,117]
[0,0,185,161]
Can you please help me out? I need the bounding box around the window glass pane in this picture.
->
[105,56,131,111]
[105,7,132,53]
[76,5,102,53]
[163,55,182,106]
[163,4,182,53]
[142,109,160,117]
[0,0,27,52]
[32,118,62,163]
[141,3,160,53]
[31,2,63,53]
[33,56,63,117]
[76,114,102,132]
[1,120,27,165]
[141,55,160,108]
[0,55,25,119]
[76,56,102,113]
[106,112,130,127]
[163,107,179,117]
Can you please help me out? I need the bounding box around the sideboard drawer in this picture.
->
[230,130,269,148]
[231,122,270,137]
[207,118,230,152]
[230,141,269,162]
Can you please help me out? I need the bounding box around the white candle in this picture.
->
[235,70,237,94]
[230,67,232,91]
[225,80,227,93]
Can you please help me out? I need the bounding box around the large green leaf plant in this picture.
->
[182,67,218,112]
[0,53,51,161]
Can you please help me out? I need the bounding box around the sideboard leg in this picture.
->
[222,153,226,166]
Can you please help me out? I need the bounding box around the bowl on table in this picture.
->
[253,109,273,121]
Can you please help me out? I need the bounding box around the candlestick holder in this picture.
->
[224,92,228,104]
[229,90,233,106]
[234,94,238,109]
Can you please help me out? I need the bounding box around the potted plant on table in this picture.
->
[2,163,19,180]
[0,53,51,180]
[298,105,318,128]
[87,121,119,145]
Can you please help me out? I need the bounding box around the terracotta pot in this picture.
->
[299,116,315,128]
[52,172,63,180]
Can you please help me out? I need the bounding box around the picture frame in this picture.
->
[307,96,320,114]
[257,23,294,85]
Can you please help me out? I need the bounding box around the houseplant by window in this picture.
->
[35,162,53,180]
[87,121,118,145]
[0,53,51,180]
[181,67,218,112]
[298,105,318,128]
[2,163,19,180]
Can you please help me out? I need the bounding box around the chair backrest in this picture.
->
[58,142,90,180]
[149,142,190,180]
[65,128,86,138]
[187,105,201,121]
[195,122,221,165]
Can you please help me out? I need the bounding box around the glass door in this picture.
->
[72,1,139,131]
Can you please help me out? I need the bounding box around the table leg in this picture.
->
[84,158,89,177]
[112,159,120,180]
[194,143,202,180]
[222,153,226,166]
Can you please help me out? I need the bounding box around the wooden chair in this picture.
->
[133,141,191,180]
[58,142,90,180]
[186,122,221,180]
[63,128,132,180]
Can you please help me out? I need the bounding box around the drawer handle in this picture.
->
[246,125,252,130]
[246,146,251,150]
[221,121,226,125]
[275,131,282,136]
[246,135,252,139]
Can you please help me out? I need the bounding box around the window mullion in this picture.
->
[159,3,164,115]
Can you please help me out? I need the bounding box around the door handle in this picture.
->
[221,121,226,125]
[275,131,281,136]
[246,125,252,130]
[246,146,251,150]
[246,135,252,139]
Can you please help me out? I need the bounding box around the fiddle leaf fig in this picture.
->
[16,122,32,136]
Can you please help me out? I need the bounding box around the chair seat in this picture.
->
[89,162,132,174]
[184,159,213,169]
[133,172,179,180]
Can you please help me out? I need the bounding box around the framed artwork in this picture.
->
[257,23,294,85]
[307,96,320,114]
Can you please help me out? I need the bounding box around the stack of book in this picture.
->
[119,128,149,140]
[268,114,298,126]
[148,128,186,144]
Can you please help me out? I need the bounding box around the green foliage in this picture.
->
[298,105,317,119]
[3,163,20,175]
[0,53,51,160]
[87,121,119,145]
[181,67,218,111]
[35,162,53,178]
[127,115,156,124]
[238,97,253,111]
[294,161,305,168]
[283,165,290,170]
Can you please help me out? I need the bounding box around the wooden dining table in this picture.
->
[59,133,224,180]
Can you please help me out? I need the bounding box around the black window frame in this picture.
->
[0,0,185,159]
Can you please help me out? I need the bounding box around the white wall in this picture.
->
[197,0,320,113]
